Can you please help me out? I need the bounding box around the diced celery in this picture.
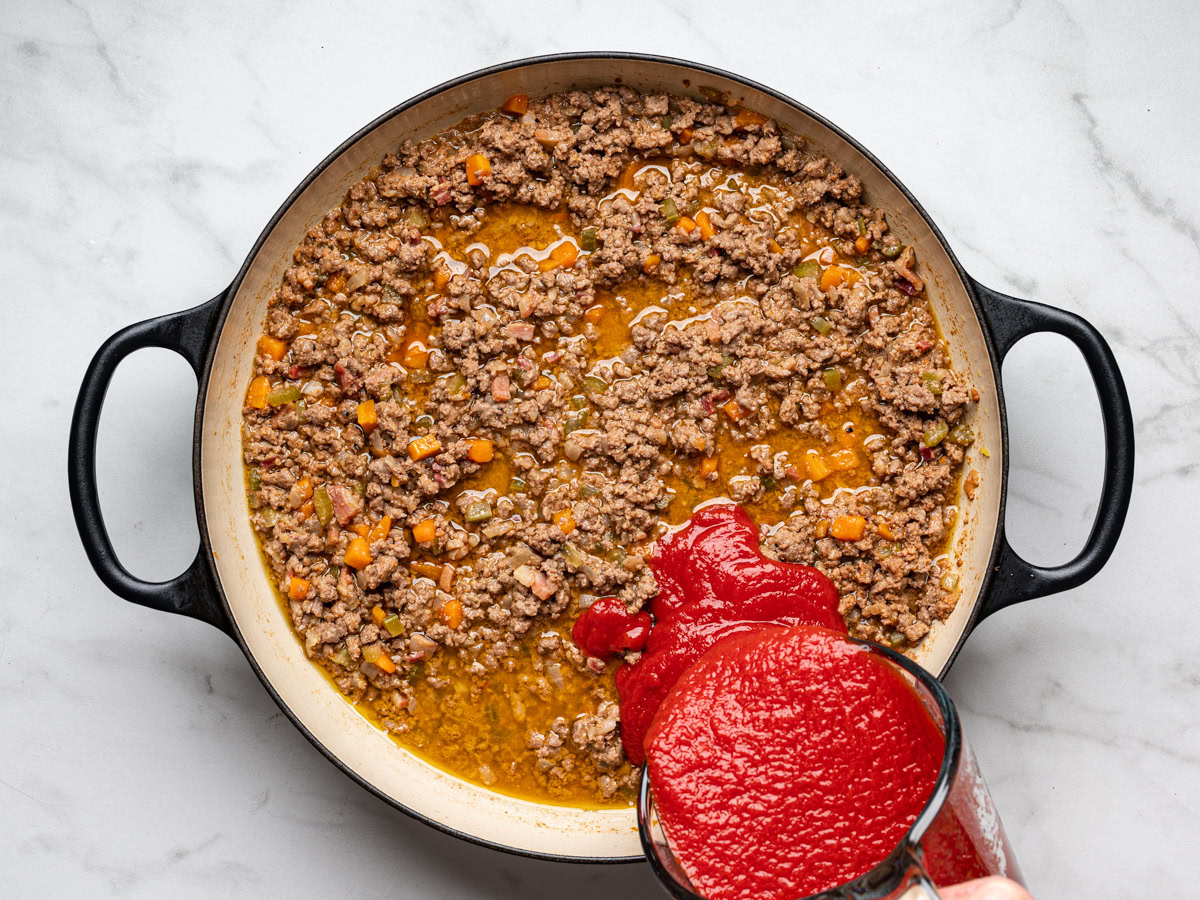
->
[923,421,949,448]
[267,385,301,406]
[465,501,493,523]
[313,487,334,526]
[793,260,821,280]
[947,424,975,446]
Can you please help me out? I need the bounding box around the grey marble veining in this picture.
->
[2,0,1197,896]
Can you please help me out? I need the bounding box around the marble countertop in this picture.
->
[3,1,1197,896]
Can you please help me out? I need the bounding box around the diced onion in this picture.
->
[513,564,537,587]
[508,544,535,568]
[472,306,499,329]
[345,267,371,293]
[562,543,584,568]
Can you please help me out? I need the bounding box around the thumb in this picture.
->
[939,877,1035,900]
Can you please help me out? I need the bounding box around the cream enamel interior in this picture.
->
[199,58,1004,861]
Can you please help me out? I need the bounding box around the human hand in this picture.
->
[941,877,1034,899]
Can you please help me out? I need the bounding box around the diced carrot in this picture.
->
[467,439,494,463]
[465,153,491,186]
[246,375,270,410]
[722,399,748,423]
[294,477,313,503]
[855,236,871,255]
[403,341,429,369]
[412,518,437,544]
[287,576,310,601]
[677,216,697,234]
[877,521,897,540]
[821,265,847,291]
[439,598,464,630]
[368,515,392,544]
[830,449,859,471]
[584,304,606,324]
[258,335,287,361]
[643,253,661,274]
[371,605,386,627]
[411,561,443,580]
[700,456,719,477]
[408,434,442,461]
[815,520,830,539]
[432,265,451,291]
[678,127,693,144]
[533,375,551,391]
[734,108,767,129]
[344,537,372,569]
[501,94,529,116]
[356,400,378,432]
[299,500,314,519]
[373,651,397,674]
[325,274,347,294]
[695,210,716,240]
[836,426,860,449]
[350,523,370,538]
[768,238,783,253]
[806,452,832,482]
[539,240,579,272]
[552,509,576,535]
[831,515,867,542]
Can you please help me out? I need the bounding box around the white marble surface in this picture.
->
[2,0,1197,896]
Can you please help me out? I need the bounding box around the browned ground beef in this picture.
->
[242,86,976,803]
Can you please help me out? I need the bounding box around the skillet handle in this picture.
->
[972,281,1134,619]
[69,295,233,636]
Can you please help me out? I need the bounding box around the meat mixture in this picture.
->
[242,87,978,806]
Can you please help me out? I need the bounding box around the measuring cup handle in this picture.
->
[895,857,942,899]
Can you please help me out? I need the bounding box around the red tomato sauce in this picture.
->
[646,626,946,900]
[601,504,844,765]
[571,596,652,659]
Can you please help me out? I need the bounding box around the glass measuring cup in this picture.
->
[638,637,1023,899]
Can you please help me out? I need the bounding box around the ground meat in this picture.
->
[242,86,978,804]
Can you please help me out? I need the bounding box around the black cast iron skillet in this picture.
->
[68,53,1134,862]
